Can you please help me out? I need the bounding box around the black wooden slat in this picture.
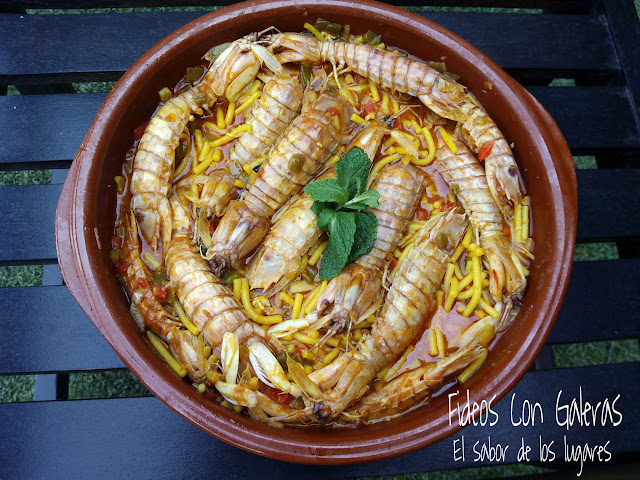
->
[0,285,124,374]
[0,362,637,478]
[549,259,640,343]
[528,86,640,150]
[2,87,638,169]
[0,1,598,14]
[0,169,637,264]
[0,184,60,263]
[603,0,640,128]
[0,93,106,168]
[1,257,636,375]
[0,11,617,84]
[577,168,640,241]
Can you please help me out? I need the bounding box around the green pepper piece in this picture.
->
[193,92,208,106]
[362,30,381,45]
[158,87,172,102]
[314,18,331,31]
[428,61,447,73]
[300,64,313,87]
[175,140,189,162]
[342,24,351,41]
[443,72,461,82]
[185,66,204,83]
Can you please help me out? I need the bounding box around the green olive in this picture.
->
[436,232,449,251]
[288,154,305,173]
[110,248,121,264]
[152,270,168,286]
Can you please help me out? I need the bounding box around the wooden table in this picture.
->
[1,1,639,478]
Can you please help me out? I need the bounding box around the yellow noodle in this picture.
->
[326,154,341,167]
[368,79,380,102]
[240,279,282,324]
[279,291,294,305]
[463,255,482,317]
[444,276,459,312]
[369,154,400,185]
[172,299,200,335]
[439,128,458,154]
[193,150,214,175]
[224,101,236,126]
[350,113,366,124]
[194,128,203,153]
[428,328,439,356]
[289,280,314,294]
[308,240,328,266]
[522,205,530,240]
[381,93,390,114]
[436,290,444,307]
[457,287,474,300]
[457,348,488,383]
[294,332,319,346]
[147,332,187,378]
[315,347,340,369]
[386,345,414,380]
[436,327,446,358]
[450,243,465,263]
[232,278,242,301]
[143,254,162,270]
[216,105,225,130]
[303,22,324,40]
[514,204,523,242]
[479,298,500,318]
[302,281,327,315]
[443,263,455,292]
[235,92,260,115]
[291,293,304,319]
[461,228,473,248]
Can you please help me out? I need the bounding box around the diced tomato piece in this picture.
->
[363,102,378,117]
[138,277,149,289]
[415,206,430,221]
[134,121,149,141]
[478,141,494,161]
[116,259,128,276]
[152,285,167,302]
[111,235,123,248]
[389,259,397,271]
[262,386,293,407]
[441,201,456,211]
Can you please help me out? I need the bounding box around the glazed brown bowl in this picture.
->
[55,0,576,465]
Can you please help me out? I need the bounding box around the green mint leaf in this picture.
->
[343,189,380,210]
[304,178,350,205]
[336,146,370,197]
[311,200,334,219]
[317,210,356,280]
[347,212,378,264]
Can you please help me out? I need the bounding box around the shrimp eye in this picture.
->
[508,166,517,177]
[436,232,449,250]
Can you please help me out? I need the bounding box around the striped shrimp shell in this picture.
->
[228,75,304,169]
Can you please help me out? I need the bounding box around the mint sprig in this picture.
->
[303,147,379,280]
